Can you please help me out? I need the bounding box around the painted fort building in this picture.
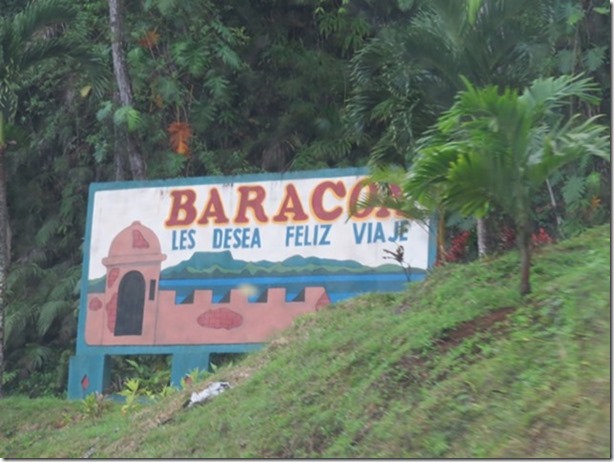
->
[85,221,330,347]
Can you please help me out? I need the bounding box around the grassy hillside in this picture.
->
[1,225,610,458]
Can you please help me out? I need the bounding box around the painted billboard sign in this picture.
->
[67,168,435,398]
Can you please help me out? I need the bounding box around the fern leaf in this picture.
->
[582,46,606,72]
[113,106,142,132]
[167,122,192,155]
[96,100,113,121]
[561,175,586,207]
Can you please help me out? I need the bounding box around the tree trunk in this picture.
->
[108,0,146,180]
[546,178,562,237]
[437,208,446,264]
[477,217,488,257]
[112,92,129,181]
[517,224,532,295]
[0,139,8,396]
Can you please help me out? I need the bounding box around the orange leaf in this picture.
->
[138,30,160,49]
[167,122,192,155]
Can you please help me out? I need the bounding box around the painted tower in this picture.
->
[85,221,166,345]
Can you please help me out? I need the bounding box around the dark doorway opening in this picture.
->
[115,271,145,336]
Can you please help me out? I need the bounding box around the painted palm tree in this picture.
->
[0,0,103,395]
[407,74,609,295]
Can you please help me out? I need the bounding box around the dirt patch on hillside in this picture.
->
[434,306,516,353]
[380,306,517,396]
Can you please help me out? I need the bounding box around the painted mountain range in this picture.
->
[160,251,413,278]
[88,251,424,292]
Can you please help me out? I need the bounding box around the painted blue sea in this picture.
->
[159,271,425,304]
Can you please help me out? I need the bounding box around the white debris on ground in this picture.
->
[185,381,231,408]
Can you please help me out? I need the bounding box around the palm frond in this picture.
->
[443,152,497,217]
[528,116,610,184]
[1,0,108,111]
[6,262,45,292]
[37,299,74,337]
[521,74,602,114]
[401,71,608,229]
[9,0,75,61]
[11,343,54,372]
[5,302,34,347]
[349,166,429,221]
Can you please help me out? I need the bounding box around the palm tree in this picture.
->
[407,74,609,295]
[348,0,551,165]
[347,0,555,256]
[0,0,103,395]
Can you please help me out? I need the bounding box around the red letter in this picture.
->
[349,180,406,219]
[235,185,268,224]
[272,184,309,223]
[165,189,197,226]
[197,188,229,225]
[348,180,373,219]
[311,180,346,222]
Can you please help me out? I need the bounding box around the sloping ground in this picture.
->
[0,224,610,458]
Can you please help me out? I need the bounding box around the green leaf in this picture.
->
[113,106,142,132]
[561,175,586,207]
[582,46,606,72]
[91,139,108,164]
[215,44,241,70]
[171,40,208,77]
[161,152,187,177]
[565,3,584,26]
[191,101,216,128]
[156,77,182,105]
[96,101,113,122]
[585,171,601,193]
[467,0,482,25]
[205,75,230,100]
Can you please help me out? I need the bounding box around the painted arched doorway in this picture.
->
[115,271,145,336]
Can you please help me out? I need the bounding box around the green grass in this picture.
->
[0,224,610,458]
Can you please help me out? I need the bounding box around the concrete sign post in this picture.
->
[67,168,435,399]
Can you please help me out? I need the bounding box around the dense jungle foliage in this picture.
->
[0,0,610,397]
